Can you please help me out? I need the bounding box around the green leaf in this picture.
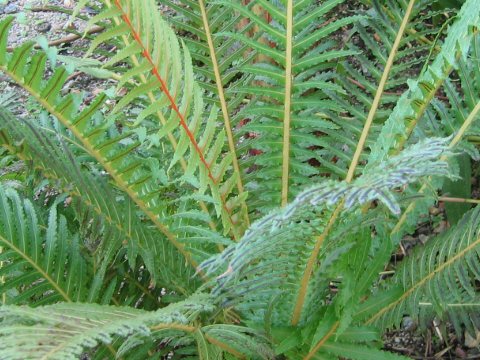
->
[320,342,410,360]
[365,206,480,335]
[443,153,472,225]
[0,294,213,360]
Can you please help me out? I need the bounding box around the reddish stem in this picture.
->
[115,1,216,184]
[114,1,240,233]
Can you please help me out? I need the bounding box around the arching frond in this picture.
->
[0,294,214,360]
[87,0,249,238]
[0,109,199,296]
[200,137,453,325]
[157,0,256,226]
[0,6,236,273]
[361,206,480,336]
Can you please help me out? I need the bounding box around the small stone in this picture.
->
[455,347,467,358]
[434,220,448,234]
[3,3,17,14]
[402,316,417,331]
[417,225,430,235]
[394,337,401,343]
[35,21,51,33]
[51,22,65,32]
[418,234,429,244]
[464,329,480,348]
[82,6,98,15]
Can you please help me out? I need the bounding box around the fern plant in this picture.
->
[0,0,480,359]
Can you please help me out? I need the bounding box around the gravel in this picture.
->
[0,1,85,46]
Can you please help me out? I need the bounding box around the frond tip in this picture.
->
[288,136,455,217]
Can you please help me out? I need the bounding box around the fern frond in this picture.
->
[288,137,454,216]
[200,137,453,325]
[0,110,199,296]
[158,0,254,218]
[200,324,274,359]
[330,0,480,244]
[391,53,480,240]
[0,16,195,265]
[197,0,250,224]
[0,183,106,305]
[217,0,360,213]
[87,0,248,238]
[345,0,416,183]
[0,293,214,360]
[367,0,480,165]
[362,206,480,336]
[0,10,238,271]
[319,2,455,180]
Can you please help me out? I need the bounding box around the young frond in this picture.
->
[200,137,453,325]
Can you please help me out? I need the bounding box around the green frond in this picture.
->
[265,308,409,359]
[367,0,480,165]
[320,0,480,247]
[158,0,253,226]
[0,293,214,360]
[0,9,237,271]
[388,30,480,240]
[214,0,359,213]
[430,42,480,224]
[361,206,480,336]
[200,137,453,325]
[314,1,460,182]
[86,0,249,238]
[200,324,274,359]
[0,183,105,305]
[0,109,199,296]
